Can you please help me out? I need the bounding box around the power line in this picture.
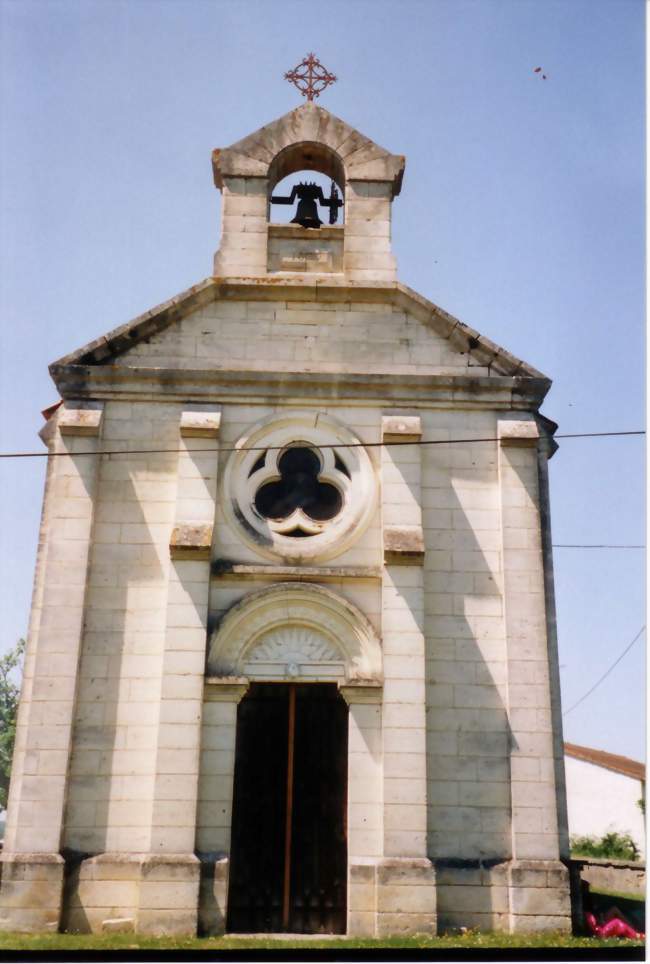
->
[552,544,645,550]
[0,428,644,460]
[562,625,646,717]
[554,431,644,440]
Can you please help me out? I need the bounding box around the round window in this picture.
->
[221,412,377,562]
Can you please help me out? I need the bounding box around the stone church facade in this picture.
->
[0,102,572,936]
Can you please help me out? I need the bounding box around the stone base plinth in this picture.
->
[435,859,510,932]
[63,853,200,936]
[138,854,200,936]
[64,853,139,934]
[508,859,571,933]
[0,853,65,932]
[435,858,571,934]
[348,858,436,937]
[198,855,229,936]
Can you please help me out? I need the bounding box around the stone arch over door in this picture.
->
[207,582,383,684]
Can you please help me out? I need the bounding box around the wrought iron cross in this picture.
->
[285,53,337,102]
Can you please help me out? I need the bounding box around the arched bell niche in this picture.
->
[268,141,345,227]
[268,141,345,196]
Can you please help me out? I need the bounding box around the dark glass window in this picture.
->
[254,447,343,529]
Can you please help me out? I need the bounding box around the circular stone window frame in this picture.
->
[221,411,378,563]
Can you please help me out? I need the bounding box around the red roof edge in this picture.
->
[564,742,645,782]
[41,400,63,421]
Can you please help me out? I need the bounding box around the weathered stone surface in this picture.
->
[382,415,422,442]
[101,917,135,933]
[170,524,213,559]
[575,857,645,894]
[498,418,540,445]
[0,855,64,933]
[384,526,425,564]
[58,406,104,436]
[179,411,221,438]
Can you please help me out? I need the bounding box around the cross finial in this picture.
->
[285,53,337,102]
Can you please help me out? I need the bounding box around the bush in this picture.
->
[571,831,640,862]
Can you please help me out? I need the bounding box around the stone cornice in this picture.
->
[48,364,550,410]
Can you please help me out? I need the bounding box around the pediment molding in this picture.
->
[212,102,405,195]
[48,279,549,396]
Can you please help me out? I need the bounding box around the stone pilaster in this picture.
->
[196,680,249,936]
[378,415,436,936]
[140,410,221,936]
[537,435,571,862]
[497,418,571,932]
[344,182,397,282]
[339,684,383,937]
[0,404,103,932]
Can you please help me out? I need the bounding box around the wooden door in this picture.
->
[227,683,348,934]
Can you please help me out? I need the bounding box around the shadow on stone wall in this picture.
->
[420,433,514,931]
[60,445,172,929]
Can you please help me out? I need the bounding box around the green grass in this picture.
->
[0,931,643,951]
[0,889,643,952]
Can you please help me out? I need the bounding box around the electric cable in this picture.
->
[552,544,644,549]
[562,625,646,717]
[0,429,644,460]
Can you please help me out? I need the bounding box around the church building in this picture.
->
[0,78,572,936]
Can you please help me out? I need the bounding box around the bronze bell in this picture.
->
[291,182,323,228]
[270,179,343,229]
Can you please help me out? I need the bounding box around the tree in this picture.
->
[0,639,25,810]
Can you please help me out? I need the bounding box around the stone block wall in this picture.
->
[421,409,511,861]
[267,224,343,273]
[214,177,268,278]
[344,182,397,282]
[112,297,484,376]
[63,853,200,935]
[63,400,181,857]
[2,305,570,935]
[575,858,646,895]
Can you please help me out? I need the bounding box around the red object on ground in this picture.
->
[585,911,645,940]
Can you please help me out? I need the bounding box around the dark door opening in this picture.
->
[227,682,348,934]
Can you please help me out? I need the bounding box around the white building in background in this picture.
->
[564,743,645,858]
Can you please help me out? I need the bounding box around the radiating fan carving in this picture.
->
[247,627,341,664]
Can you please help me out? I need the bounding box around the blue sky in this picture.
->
[0,0,645,758]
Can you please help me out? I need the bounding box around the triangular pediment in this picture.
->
[212,102,405,195]
[49,278,549,395]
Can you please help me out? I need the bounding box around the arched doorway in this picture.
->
[226,682,348,934]
[205,583,384,935]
